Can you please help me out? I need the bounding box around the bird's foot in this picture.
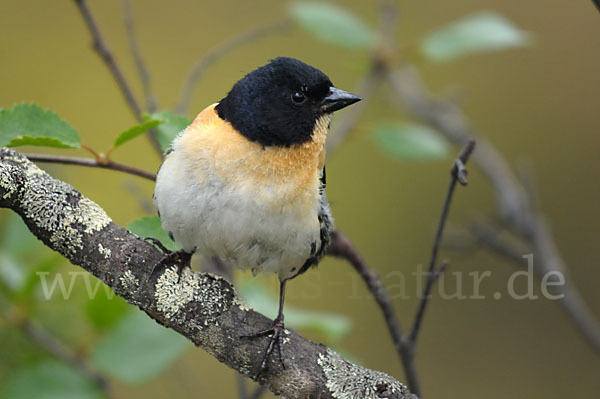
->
[146,238,192,283]
[241,316,287,376]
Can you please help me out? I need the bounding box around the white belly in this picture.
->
[153,151,322,280]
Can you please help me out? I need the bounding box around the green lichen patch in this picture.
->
[318,348,411,399]
[0,163,19,199]
[154,267,231,327]
[155,266,199,320]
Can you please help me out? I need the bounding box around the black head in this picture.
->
[215,57,361,147]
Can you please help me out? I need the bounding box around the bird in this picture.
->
[152,56,361,373]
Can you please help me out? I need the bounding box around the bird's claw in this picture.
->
[241,317,287,376]
[144,237,171,254]
[149,248,192,283]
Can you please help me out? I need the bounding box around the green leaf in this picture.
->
[85,287,129,331]
[149,111,192,154]
[113,118,164,149]
[91,311,189,383]
[127,216,179,252]
[0,360,103,399]
[240,280,352,342]
[290,2,375,49]
[373,122,450,161]
[421,11,533,62]
[0,103,81,148]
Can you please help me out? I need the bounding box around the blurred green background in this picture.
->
[1,0,599,398]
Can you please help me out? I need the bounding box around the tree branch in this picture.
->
[0,147,417,399]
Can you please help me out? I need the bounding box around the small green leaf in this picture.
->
[1,360,103,399]
[113,118,164,149]
[149,111,192,154]
[421,11,533,62]
[0,103,81,148]
[373,122,450,161]
[127,216,179,252]
[91,311,189,383]
[240,280,352,342]
[290,2,375,49]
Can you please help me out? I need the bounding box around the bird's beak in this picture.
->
[320,87,362,113]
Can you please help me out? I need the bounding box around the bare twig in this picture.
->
[73,0,161,153]
[394,141,474,397]
[25,153,156,181]
[409,141,475,345]
[74,0,142,119]
[175,19,289,115]
[122,0,157,112]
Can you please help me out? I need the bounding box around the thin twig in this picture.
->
[409,141,475,344]
[25,153,156,181]
[175,19,289,115]
[73,0,162,154]
[74,0,142,119]
[396,141,474,397]
[122,0,157,113]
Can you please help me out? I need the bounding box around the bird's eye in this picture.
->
[291,91,305,103]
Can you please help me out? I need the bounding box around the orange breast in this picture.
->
[177,104,328,209]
